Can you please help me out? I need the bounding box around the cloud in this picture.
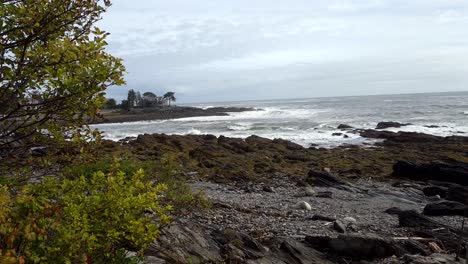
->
[99,0,468,103]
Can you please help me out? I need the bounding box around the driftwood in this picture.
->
[398,210,468,254]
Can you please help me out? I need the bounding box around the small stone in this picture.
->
[303,186,316,196]
[309,214,336,222]
[145,256,167,264]
[263,186,275,193]
[343,217,357,225]
[333,220,346,233]
[295,201,312,211]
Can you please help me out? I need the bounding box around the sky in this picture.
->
[99,0,468,103]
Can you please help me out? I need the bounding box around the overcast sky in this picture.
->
[99,0,468,103]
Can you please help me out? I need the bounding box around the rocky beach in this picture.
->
[90,122,468,263]
[93,106,257,124]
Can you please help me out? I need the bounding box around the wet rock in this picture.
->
[295,201,312,211]
[146,222,223,263]
[392,161,468,186]
[302,186,316,196]
[376,121,410,129]
[307,170,347,188]
[30,146,47,156]
[309,214,336,222]
[359,130,444,143]
[145,256,167,264]
[400,240,431,256]
[343,217,357,225]
[338,124,354,129]
[316,191,333,198]
[423,201,468,216]
[262,186,275,193]
[359,129,399,139]
[332,133,343,136]
[306,234,406,260]
[147,221,333,263]
[384,207,404,215]
[333,220,346,233]
[447,185,468,205]
[402,253,460,264]
[268,237,333,264]
[423,186,448,198]
[398,210,441,229]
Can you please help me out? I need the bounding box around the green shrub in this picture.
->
[0,163,172,263]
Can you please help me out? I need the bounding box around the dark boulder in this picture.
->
[332,133,343,136]
[359,130,444,143]
[359,129,398,139]
[337,124,354,129]
[447,185,468,205]
[422,186,448,198]
[308,214,336,222]
[423,201,468,216]
[147,221,333,263]
[376,121,410,129]
[307,170,347,188]
[30,146,47,156]
[392,161,468,186]
[333,221,346,233]
[384,207,404,215]
[306,234,407,260]
[262,186,275,193]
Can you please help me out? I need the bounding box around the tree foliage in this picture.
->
[163,92,176,106]
[103,98,117,109]
[0,0,125,153]
[126,89,136,110]
[142,92,156,98]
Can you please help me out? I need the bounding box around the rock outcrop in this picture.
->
[376,121,411,129]
[392,161,468,186]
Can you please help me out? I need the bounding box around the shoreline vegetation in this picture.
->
[2,1,468,263]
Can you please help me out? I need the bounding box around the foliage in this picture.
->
[0,162,172,263]
[163,92,176,106]
[103,98,118,109]
[62,154,209,215]
[155,154,210,214]
[142,92,156,98]
[0,0,125,153]
[126,89,136,110]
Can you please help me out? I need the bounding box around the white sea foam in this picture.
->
[94,92,468,148]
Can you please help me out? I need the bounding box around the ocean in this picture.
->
[93,92,468,148]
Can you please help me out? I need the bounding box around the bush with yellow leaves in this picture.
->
[0,163,172,263]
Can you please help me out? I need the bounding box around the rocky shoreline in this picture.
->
[92,106,258,124]
[89,123,468,263]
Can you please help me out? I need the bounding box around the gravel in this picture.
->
[186,176,462,241]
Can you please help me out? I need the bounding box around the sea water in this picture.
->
[92,92,468,148]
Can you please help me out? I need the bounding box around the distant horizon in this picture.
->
[107,88,468,105]
[171,90,468,105]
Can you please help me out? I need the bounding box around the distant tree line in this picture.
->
[103,89,176,110]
